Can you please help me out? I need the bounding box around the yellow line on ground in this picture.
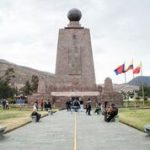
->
[74,113,77,150]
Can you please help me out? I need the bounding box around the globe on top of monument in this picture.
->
[67,8,82,21]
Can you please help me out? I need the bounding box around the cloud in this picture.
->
[0,0,150,84]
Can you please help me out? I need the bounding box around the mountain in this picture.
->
[128,76,150,87]
[0,59,55,89]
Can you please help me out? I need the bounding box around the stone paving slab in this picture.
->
[0,111,74,150]
[77,112,150,150]
[0,110,150,150]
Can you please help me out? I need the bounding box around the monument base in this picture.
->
[51,91,100,108]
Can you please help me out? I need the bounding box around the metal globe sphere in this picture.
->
[67,8,82,21]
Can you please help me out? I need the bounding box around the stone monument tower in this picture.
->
[28,9,123,107]
[55,8,96,91]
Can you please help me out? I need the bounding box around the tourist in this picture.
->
[40,99,44,111]
[44,100,48,111]
[70,98,73,112]
[2,99,6,109]
[66,100,70,111]
[72,97,80,112]
[47,99,52,110]
[68,98,72,111]
[79,97,84,112]
[31,108,41,122]
[94,103,101,115]
[86,99,92,115]
[101,101,109,121]
[35,100,39,111]
[5,100,9,109]
[33,103,37,110]
[105,103,118,122]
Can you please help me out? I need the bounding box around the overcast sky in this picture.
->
[0,0,150,84]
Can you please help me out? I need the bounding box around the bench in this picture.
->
[144,125,150,136]
[31,116,37,122]
[48,110,52,115]
[0,126,6,136]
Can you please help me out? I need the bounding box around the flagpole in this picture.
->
[132,59,136,108]
[141,62,145,106]
[124,70,127,84]
[123,62,128,107]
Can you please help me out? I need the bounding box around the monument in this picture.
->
[28,9,123,107]
[55,8,96,91]
[51,8,99,107]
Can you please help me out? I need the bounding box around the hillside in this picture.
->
[0,59,55,89]
[128,76,150,87]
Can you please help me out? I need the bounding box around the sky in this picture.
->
[0,0,150,84]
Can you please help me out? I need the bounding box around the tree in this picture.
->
[0,68,16,99]
[20,75,39,96]
[20,81,32,95]
[136,85,150,98]
[31,75,39,92]
[0,68,15,83]
[0,80,16,99]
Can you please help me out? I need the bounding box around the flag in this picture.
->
[114,64,125,75]
[133,63,141,74]
[125,60,133,72]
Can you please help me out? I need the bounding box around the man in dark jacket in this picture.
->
[105,103,118,122]
[86,99,92,116]
[72,97,80,112]
[31,109,41,122]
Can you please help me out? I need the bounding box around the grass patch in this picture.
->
[0,107,48,133]
[119,108,150,131]
[123,100,150,108]
[0,109,30,120]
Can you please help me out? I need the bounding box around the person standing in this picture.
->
[2,99,6,109]
[40,99,44,111]
[5,100,9,109]
[35,99,39,111]
[33,102,37,110]
[86,99,92,116]
[47,99,52,110]
[79,97,84,112]
[102,101,108,121]
[94,103,101,115]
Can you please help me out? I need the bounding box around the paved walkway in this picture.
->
[0,110,150,150]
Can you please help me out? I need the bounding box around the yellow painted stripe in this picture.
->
[74,113,77,150]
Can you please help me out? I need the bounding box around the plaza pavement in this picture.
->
[0,110,150,150]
